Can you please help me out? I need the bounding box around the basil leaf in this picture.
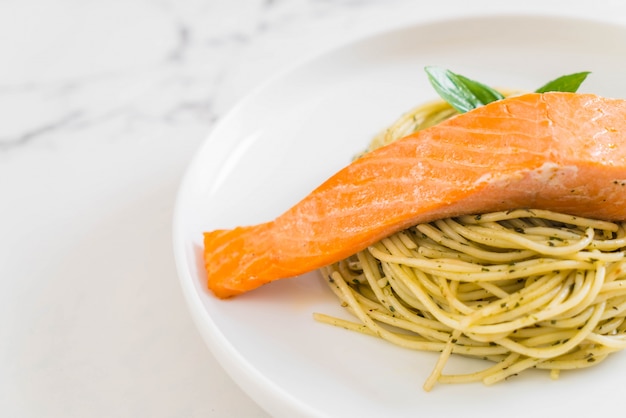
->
[425,66,504,113]
[456,74,505,106]
[535,71,591,93]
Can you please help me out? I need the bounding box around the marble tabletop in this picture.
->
[3,1,626,417]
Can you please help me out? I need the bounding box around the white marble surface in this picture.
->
[2,0,626,417]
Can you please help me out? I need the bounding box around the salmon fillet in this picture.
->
[204,92,626,298]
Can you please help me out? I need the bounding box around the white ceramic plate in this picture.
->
[174,12,626,418]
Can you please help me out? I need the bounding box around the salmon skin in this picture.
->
[204,92,626,298]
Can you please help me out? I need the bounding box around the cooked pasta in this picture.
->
[314,97,626,390]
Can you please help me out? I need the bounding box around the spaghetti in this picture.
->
[315,98,626,390]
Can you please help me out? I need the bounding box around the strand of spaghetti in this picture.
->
[605,260,626,282]
[569,250,625,262]
[591,223,626,250]
[368,246,597,282]
[483,357,542,385]
[430,258,594,282]
[385,262,467,329]
[437,353,521,384]
[468,272,581,328]
[386,258,576,338]
[457,209,619,231]
[594,316,626,335]
[548,265,607,320]
[598,298,626,320]
[458,272,571,328]
[364,308,510,356]
[595,291,626,308]
[519,329,580,348]
[416,240,477,262]
[327,270,457,351]
[458,281,524,302]
[435,273,476,315]
[423,330,461,391]
[416,223,535,263]
[536,353,611,370]
[385,234,415,257]
[421,249,467,391]
[434,219,469,244]
[378,287,453,333]
[600,280,626,294]
[483,226,610,255]
[461,225,595,256]
[494,302,605,359]
[378,237,410,259]
[366,306,452,343]
[361,250,438,320]
[384,266,431,313]
[396,231,419,250]
[380,260,459,323]
[537,301,594,328]
[585,332,626,349]
[325,270,389,338]
[591,238,626,250]
[357,251,459,337]
[516,226,585,240]
[471,275,577,329]
[463,267,604,334]
[450,217,577,245]
[312,312,377,337]
[534,345,620,368]
[424,221,526,248]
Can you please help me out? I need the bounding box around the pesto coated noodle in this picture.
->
[314,97,626,390]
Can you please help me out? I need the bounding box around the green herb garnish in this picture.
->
[535,72,591,93]
[425,66,504,113]
[425,66,591,113]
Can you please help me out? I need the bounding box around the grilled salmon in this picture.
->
[204,92,626,298]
